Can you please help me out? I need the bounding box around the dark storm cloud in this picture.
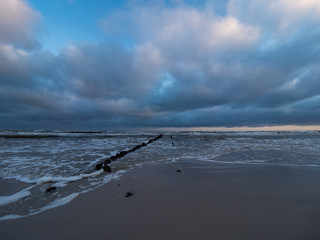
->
[1,0,320,129]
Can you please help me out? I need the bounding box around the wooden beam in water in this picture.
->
[95,134,163,172]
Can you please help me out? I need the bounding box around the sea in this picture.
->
[1,130,320,221]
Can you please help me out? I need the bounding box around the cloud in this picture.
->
[1,0,320,129]
[101,3,260,53]
[100,3,262,110]
[0,0,41,50]
[228,0,320,32]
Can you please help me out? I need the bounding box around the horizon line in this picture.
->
[144,125,320,132]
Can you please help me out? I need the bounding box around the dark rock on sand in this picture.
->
[46,187,57,193]
[125,192,134,197]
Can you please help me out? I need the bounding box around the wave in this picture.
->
[0,135,60,139]
[0,170,127,221]
[4,170,104,185]
[0,186,33,207]
[0,131,163,139]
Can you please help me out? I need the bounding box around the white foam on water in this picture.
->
[0,170,127,222]
[110,150,118,156]
[36,169,104,184]
[4,170,104,185]
[3,170,99,185]
[52,182,68,188]
[0,186,33,206]
[0,193,80,222]
[103,170,127,183]
[196,157,320,168]
[3,176,36,184]
[170,158,179,163]
[42,193,80,210]
[0,214,22,221]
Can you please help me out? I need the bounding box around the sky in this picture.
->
[0,0,320,130]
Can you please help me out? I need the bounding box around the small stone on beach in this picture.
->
[45,186,57,193]
[125,192,134,197]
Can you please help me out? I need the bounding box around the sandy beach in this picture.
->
[1,160,320,240]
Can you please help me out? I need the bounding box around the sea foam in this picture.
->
[36,170,104,185]
[0,170,127,221]
[0,186,33,206]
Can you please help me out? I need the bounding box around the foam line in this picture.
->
[0,186,33,206]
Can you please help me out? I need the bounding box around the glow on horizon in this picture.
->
[150,125,320,132]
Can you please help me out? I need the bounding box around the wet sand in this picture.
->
[1,160,320,240]
[0,178,32,196]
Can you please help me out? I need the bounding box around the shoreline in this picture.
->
[1,160,320,239]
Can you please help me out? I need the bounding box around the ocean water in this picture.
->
[1,130,320,221]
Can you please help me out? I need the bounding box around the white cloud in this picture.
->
[228,0,320,35]
[0,0,41,50]
[0,44,27,62]
[103,5,260,55]
[282,78,300,91]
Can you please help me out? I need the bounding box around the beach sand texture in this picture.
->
[1,160,320,240]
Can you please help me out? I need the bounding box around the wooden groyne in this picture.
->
[95,134,163,172]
